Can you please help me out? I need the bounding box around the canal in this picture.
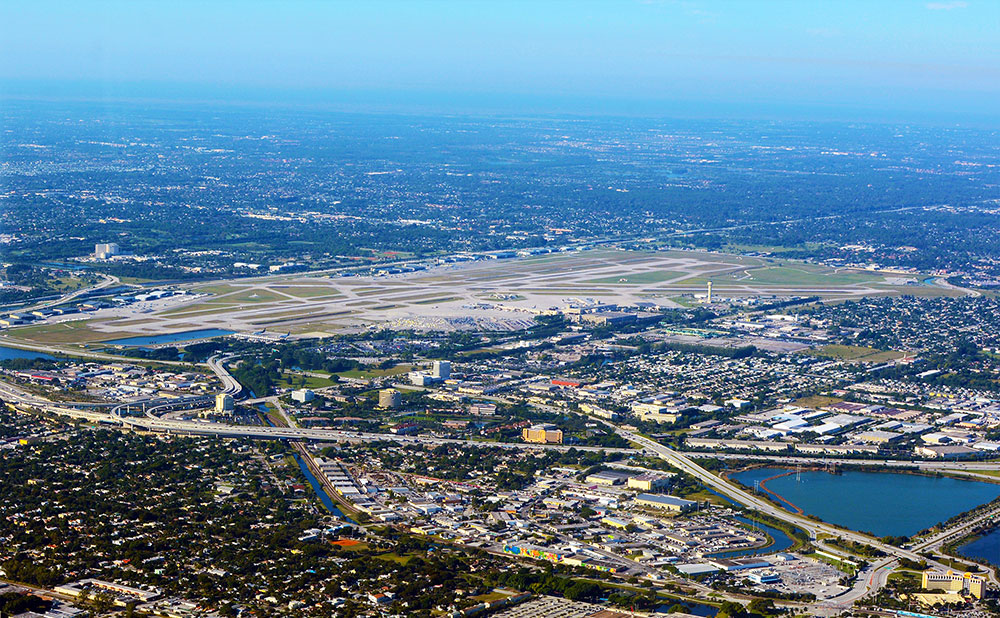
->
[292,453,358,524]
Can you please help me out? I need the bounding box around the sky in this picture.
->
[1,0,998,122]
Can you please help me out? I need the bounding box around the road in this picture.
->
[19,273,122,313]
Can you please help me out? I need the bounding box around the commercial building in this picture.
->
[522,423,563,444]
[379,388,402,409]
[55,579,161,604]
[432,360,451,379]
[579,312,637,327]
[631,401,690,424]
[922,570,985,599]
[408,371,436,386]
[291,389,315,403]
[633,493,697,513]
[214,393,234,415]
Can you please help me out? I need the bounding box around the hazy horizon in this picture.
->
[2,0,999,125]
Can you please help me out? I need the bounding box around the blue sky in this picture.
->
[1,0,998,121]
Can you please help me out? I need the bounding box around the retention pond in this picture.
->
[730,467,1000,537]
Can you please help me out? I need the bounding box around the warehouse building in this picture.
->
[633,493,697,513]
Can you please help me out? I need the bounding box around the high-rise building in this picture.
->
[95,243,120,259]
[215,393,235,415]
[432,360,451,379]
[706,281,713,303]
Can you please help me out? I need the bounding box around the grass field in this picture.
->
[6,320,120,344]
[376,552,415,565]
[269,286,344,299]
[736,265,885,287]
[276,371,338,390]
[793,395,844,408]
[811,344,905,363]
[337,364,414,379]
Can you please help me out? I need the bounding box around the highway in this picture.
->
[207,354,243,397]
[19,273,122,313]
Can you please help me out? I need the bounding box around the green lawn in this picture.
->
[738,265,883,287]
[7,320,119,344]
[337,364,414,379]
[377,552,415,565]
[277,372,339,390]
[810,344,905,363]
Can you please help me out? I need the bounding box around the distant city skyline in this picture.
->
[2,0,999,123]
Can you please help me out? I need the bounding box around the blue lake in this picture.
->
[730,467,1000,537]
[0,346,56,361]
[960,528,1000,568]
[102,328,234,346]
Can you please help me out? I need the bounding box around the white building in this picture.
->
[432,360,451,379]
[291,389,315,403]
[95,243,120,259]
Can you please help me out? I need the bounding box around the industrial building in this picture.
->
[633,493,697,513]
[584,470,631,486]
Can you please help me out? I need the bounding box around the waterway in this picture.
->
[292,453,357,524]
[708,516,794,559]
[0,346,56,361]
[102,328,234,346]
[731,467,1000,537]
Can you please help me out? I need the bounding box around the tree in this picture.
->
[717,600,746,618]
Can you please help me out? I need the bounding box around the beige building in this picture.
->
[378,388,402,409]
[922,570,985,599]
[214,393,234,415]
[522,423,563,444]
[627,474,671,491]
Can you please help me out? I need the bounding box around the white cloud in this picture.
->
[926,1,968,9]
